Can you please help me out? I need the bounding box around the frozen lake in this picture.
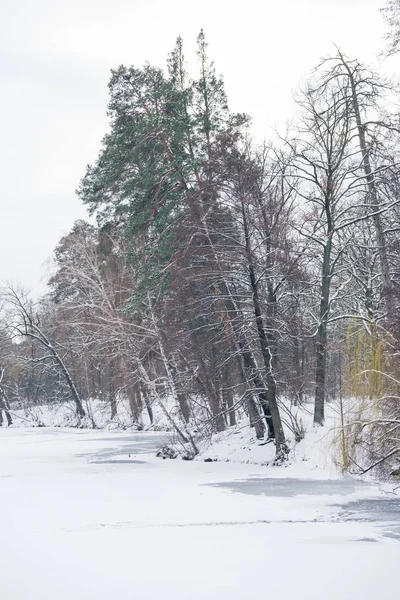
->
[0,427,398,599]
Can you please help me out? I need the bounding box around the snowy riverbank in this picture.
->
[6,398,344,477]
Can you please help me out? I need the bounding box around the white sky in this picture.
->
[1,0,398,294]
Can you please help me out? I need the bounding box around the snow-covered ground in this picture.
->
[0,427,399,599]
[8,398,342,473]
[197,402,339,475]
[8,398,147,430]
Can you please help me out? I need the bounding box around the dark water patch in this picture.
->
[76,432,172,461]
[335,497,400,523]
[207,477,368,498]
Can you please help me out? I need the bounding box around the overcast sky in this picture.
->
[1,0,398,294]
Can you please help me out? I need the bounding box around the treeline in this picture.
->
[1,29,400,472]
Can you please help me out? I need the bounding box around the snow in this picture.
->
[9,398,339,476]
[8,397,147,429]
[0,426,399,599]
[197,401,340,478]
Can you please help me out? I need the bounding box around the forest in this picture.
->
[2,4,400,479]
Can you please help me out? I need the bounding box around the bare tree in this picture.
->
[288,77,364,423]
[1,286,86,419]
[315,51,400,337]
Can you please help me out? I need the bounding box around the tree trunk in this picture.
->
[136,358,192,447]
[292,321,303,405]
[222,383,236,427]
[0,366,12,426]
[59,359,85,418]
[139,383,154,425]
[241,199,286,454]
[197,354,226,432]
[231,340,266,438]
[218,289,273,437]
[129,383,142,423]
[314,239,332,425]
[0,402,12,426]
[36,334,85,418]
[247,395,266,439]
[110,391,117,420]
[109,360,117,420]
[167,361,191,423]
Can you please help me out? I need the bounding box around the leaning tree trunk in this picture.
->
[249,273,285,452]
[238,339,275,438]
[214,279,275,438]
[30,333,85,418]
[134,352,198,456]
[213,334,267,438]
[241,199,286,455]
[53,352,85,418]
[149,302,196,431]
